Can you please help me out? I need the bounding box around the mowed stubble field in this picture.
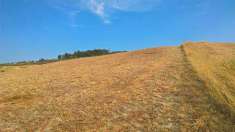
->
[0,42,234,131]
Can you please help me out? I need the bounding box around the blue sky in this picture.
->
[0,0,235,63]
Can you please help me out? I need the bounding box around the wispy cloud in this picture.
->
[47,0,161,24]
[86,0,110,24]
[68,10,83,28]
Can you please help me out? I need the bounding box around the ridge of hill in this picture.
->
[0,42,234,131]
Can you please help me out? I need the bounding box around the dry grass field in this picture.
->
[182,42,235,119]
[0,42,234,131]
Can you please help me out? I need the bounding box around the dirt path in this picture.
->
[0,47,234,131]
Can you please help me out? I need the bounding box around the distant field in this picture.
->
[0,42,234,131]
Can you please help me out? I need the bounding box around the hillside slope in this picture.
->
[182,42,235,119]
[0,43,234,131]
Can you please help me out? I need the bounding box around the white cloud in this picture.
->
[86,0,110,23]
[47,0,161,24]
[88,0,105,17]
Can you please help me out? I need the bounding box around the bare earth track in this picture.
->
[0,43,234,131]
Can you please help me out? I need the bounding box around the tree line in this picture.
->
[0,49,126,66]
[57,49,119,60]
